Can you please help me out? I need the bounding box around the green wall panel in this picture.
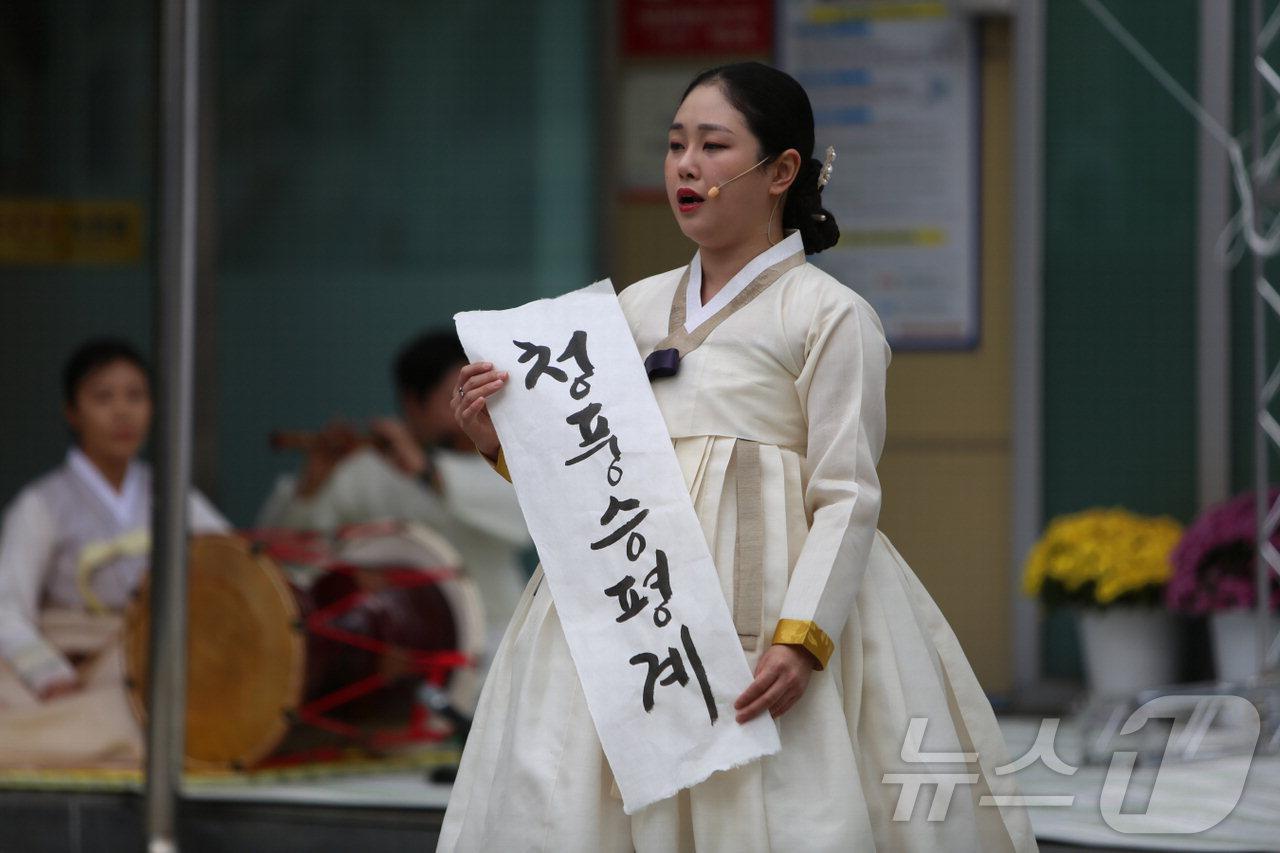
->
[0,0,596,529]
[0,0,155,501]
[1042,0,1198,677]
[1044,0,1198,524]
[212,0,596,524]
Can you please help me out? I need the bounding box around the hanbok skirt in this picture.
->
[0,612,143,768]
[438,436,1037,852]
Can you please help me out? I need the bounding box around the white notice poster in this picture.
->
[780,1,980,349]
[455,282,780,814]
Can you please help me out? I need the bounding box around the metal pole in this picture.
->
[1011,0,1045,700]
[1197,0,1232,512]
[146,0,201,848]
[1252,0,1271,683]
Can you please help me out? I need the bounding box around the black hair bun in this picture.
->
[786,157,840,255]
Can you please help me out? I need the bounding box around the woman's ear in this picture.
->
[769,149,802,196]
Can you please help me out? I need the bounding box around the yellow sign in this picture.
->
[809,2,947,23]
[840,227,948,248]
[0,199,144,265]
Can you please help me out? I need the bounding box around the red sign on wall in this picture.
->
[622,0,774,57]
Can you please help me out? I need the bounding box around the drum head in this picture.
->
[125,534,305,769]
[333,522,486,711]
[334,522,485,659]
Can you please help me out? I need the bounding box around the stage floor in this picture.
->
[2,716,1278,852]
[179,716,1280,850]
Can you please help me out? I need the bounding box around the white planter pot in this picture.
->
[1210,609,1280,683]
[1078,608,1177,696]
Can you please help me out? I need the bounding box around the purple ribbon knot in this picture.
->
[644,348,680,380]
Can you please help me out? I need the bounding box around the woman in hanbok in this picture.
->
[439,63,1037,852]
[0,338,228,766]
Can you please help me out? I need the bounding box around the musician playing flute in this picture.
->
[257,328,531,675]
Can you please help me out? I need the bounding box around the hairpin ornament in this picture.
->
[817,145,836,190]
[811,146,837,221]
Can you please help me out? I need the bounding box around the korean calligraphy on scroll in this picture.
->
[455,281,779,814]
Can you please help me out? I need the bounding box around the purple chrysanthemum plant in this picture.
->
[1165,488,1280,615]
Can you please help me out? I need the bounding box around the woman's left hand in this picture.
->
[733,643,816,724]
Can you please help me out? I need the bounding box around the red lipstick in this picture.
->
[676,186,704,213]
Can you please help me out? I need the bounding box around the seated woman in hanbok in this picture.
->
[0,338,228,766]
[439,63,1037,852]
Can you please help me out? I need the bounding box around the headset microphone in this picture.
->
[706,157,769,199]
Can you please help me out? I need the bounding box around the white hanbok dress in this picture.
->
[438,232,1037,852]
[0,447,228,766]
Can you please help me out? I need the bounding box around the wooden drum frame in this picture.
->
[125,523,484,769]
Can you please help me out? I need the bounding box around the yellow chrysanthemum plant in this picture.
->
[1022,508,1184,608]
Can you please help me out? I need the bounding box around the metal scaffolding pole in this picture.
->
[1251,0,1280,685]
[146,0,202,848]
[1012,0,1046,700]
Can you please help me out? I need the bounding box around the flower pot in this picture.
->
[1210,609,1280,683]
[1078,608,1178,696]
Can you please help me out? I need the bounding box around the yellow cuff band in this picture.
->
[489,448,511,483]
[772,619,834,670]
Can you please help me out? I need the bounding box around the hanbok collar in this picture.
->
[644,232,805,380]
[67,446,145,527]
[683,230,804,334]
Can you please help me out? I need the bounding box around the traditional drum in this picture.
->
[124,522,484,769]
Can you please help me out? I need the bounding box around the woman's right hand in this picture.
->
[452,361,509,461]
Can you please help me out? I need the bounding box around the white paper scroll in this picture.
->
[455,281,779,814]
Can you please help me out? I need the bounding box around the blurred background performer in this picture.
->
[257,328,531,666]
[0,338,229,766]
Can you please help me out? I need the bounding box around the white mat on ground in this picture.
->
[998,716,1280,851]
[456,281,779,814]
